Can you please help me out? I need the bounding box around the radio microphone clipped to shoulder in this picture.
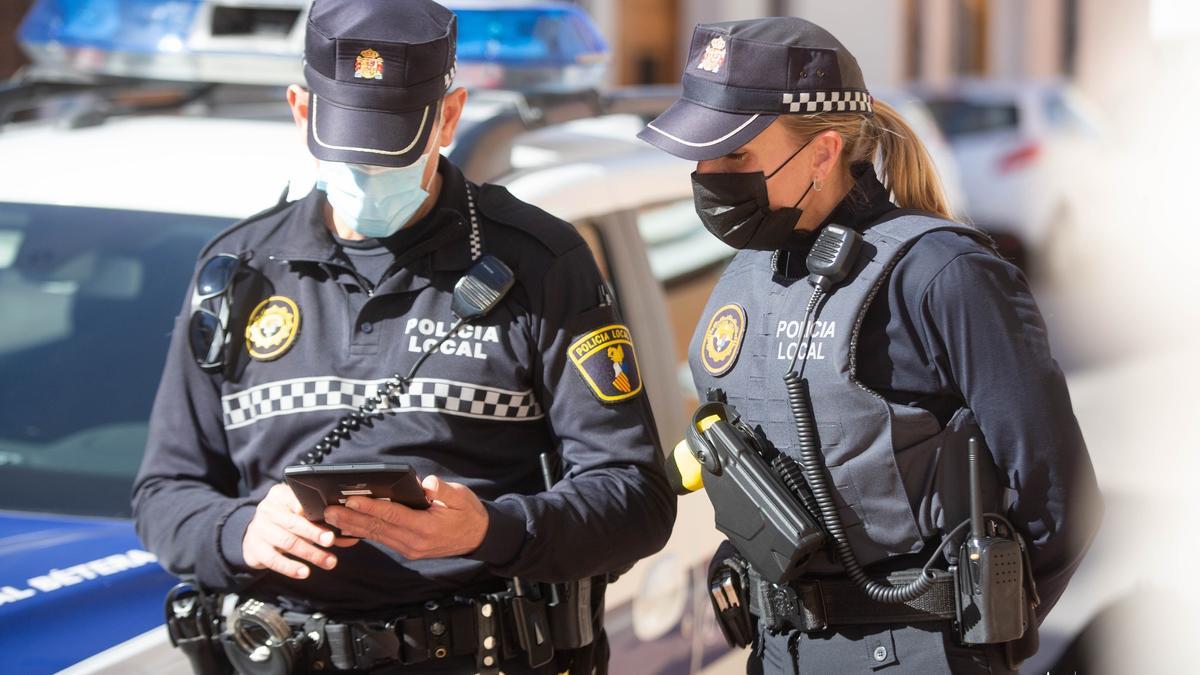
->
[805,224,862,292]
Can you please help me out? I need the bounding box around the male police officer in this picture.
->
[133,1,675,672]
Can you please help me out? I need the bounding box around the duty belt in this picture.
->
[315,595,516,670]
[748,568,958,632]
[219,590,548,675]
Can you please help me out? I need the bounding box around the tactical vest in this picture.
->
[690,214,1002,572]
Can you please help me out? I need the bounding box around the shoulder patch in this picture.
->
[476,184,584,256]
[569,323,643,404]
[700,303,746,376]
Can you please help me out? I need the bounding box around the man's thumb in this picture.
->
[421,474,441,504]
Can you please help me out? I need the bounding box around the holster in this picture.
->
[1003,533,1041,669]
[1005,601,1040,670]
[177,634,232,675]
[164,583,232,675]
[707,541,755,648]
[552,576,610,675]
[548,577,594,650]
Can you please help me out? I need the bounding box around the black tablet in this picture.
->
[283,462,429,525]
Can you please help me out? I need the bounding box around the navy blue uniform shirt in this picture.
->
[713,163,1101,619]
[132,160,676,612]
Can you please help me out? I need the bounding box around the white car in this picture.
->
[915,80,1104,270]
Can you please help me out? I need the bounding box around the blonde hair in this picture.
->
[777,99,954,220]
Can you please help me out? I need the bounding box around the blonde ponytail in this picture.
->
[778,99,954,220]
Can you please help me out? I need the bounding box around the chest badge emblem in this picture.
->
[701,303,746,376]
[697,36,727,74]
[245,296,301,361]
[354,48,384,80]
[569,324,643,404]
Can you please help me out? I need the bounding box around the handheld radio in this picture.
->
[955,437,1028,644]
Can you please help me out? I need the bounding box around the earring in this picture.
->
[813,178,823,192]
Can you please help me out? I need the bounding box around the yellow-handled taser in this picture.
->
[665,414,722,495]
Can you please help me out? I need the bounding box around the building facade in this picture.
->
[594,0,1080,89]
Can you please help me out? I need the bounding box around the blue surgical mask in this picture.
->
[317,140,439,239]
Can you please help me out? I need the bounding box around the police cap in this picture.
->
[304,0,457,167]
[638,17,872,161]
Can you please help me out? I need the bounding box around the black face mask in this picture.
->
[691,138,816,251]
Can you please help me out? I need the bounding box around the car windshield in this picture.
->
[0,203,230,518]
[923,97,1020,139]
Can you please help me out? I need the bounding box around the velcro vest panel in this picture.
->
[691,214,1003,572]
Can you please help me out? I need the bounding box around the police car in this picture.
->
[0,1,741,672]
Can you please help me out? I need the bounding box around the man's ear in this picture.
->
[286,85,310,132]
[435,87,469,148]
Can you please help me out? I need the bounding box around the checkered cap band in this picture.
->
[781,90,872,114]
[221,376,543,430]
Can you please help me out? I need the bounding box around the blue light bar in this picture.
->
[19,0,203,55]
[16,0,611,92]
[449,2,610,91]
[17,0,305,85]
[453,4,608,67]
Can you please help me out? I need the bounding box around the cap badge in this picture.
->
[354,48,384,80]
[697,36,727,74]
[245,296,300,361]
[701,303,746,376]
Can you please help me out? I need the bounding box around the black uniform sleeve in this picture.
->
[467,243,677,581]
[131,282,261,591]
[919,251,1103,619]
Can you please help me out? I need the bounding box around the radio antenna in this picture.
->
[968,436,986,538]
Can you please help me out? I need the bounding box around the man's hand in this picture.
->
[324,475,489,559]
[243,483,358,580]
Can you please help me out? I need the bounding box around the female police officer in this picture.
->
[638,17,1101,674]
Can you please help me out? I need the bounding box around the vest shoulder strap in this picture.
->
[863,211,993,253]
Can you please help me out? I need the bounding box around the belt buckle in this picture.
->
[354,620,402,669]
[395,615,428,666]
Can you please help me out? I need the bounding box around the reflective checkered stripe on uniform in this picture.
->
[221,376,544,430]
[781,90,872,113]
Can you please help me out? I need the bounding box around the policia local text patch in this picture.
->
[569,324,643,404]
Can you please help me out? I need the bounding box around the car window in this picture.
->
[0,203,230,518]
[634,199,733,404]
[923,98,1020,138]
[635,199,734,285]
